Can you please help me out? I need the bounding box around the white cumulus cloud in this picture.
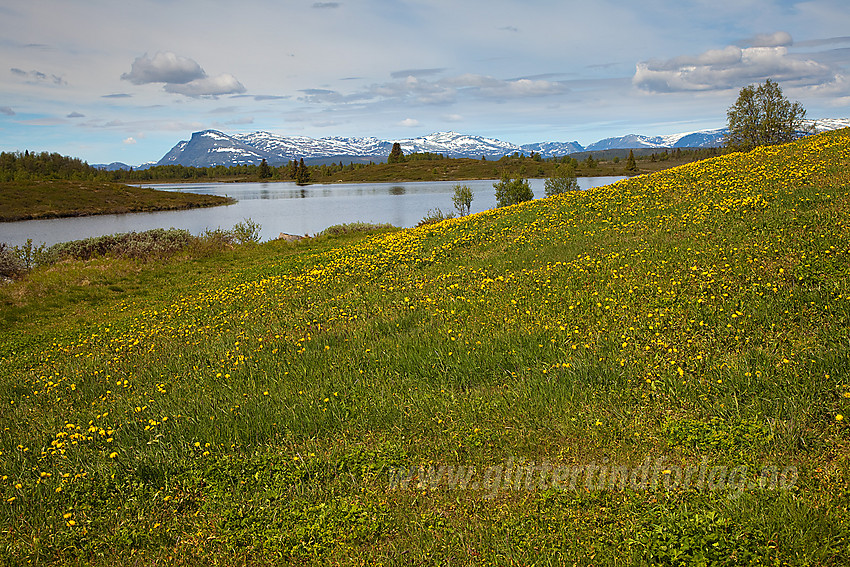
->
[121,52,245,97]
[121,52,205,85]
[633,35,837,93]
[165,74,246,97]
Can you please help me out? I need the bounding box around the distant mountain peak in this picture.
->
[153,120,850,168]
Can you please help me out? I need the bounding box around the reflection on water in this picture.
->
[0,177,626,247]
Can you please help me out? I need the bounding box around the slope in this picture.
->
[2,129,850,564]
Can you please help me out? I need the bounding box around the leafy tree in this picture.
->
[583,154,596,168]
[452,184,474,216]
[625,150,637,172]
[387,142,405,164]
[544,163,579,196]
[725,79,808,151]
[494,174,533,207]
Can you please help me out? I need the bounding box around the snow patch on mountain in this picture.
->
[154,119,850,168]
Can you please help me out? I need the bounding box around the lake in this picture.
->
[0,177,626,248]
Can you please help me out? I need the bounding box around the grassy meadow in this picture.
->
[0,179,231,221]
[1,130,850,564]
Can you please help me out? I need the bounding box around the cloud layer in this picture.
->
[300,72,569,107]
[3,0,850,166]
[121,52,245,97]
[633,37,839,93]
[11,67,65,85]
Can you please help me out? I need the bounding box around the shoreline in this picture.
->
[0,179,234,223]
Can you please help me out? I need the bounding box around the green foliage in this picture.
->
[316,222,396,237]
[625,149,638,172]
[1,220,262,280]
[493,174,533,207]
[47,228,194,261]
[726,79,808,151]
[258,158,272,179]
[10,239,50,271]
[665,417,773,457]
[387,142,405,164]
[198,219,264,249]
[544,163,580,196]
[296,158,311,185]
[636,507,759,566]
[0,178,230,221]
[0,150,99,183]
[405,152,446,162]
[452,184,474,216]
[230,218,263,244]
[0,243,25,278]
[417,208,455,226]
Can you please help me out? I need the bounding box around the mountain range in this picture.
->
[96,118,850,170]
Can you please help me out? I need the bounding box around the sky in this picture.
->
[2,0,850,165]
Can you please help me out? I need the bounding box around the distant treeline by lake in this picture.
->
[1,147,726,185]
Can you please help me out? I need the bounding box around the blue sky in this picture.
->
[2,0,849,165]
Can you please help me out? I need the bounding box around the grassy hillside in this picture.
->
[0,179,232,222]
[1,130,849,564]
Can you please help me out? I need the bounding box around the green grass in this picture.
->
[1,131,850,564]
[0,178,231,221]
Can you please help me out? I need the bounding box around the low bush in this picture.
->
[316,222,396,237]
[417,208,455,226]
[48,228,193,261]
[0,243,25,279]
[1,219,262,278]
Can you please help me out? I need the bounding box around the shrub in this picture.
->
[417,208,455,227]
[452,184,474,217]
[48,228,193,261]
[317,222,395,237]
[198,218,263,246]
[0,243,25,279]
[231,218,262,244]
[494,175,533,207]
[544,164,580,196]
[12,239,53,270]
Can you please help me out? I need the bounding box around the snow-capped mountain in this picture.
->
[584,119,850,152]
[157,130,278,167]
[393,131,520,157]
[585,129,728,152]
[156,130,571,168]
[808,118,850,132]
[236,131,391,160]
[154,120,850,168]
[520,140,585,156]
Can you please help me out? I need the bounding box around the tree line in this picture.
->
[0,151,102,183]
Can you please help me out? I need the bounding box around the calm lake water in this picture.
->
[0,177,625,248]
